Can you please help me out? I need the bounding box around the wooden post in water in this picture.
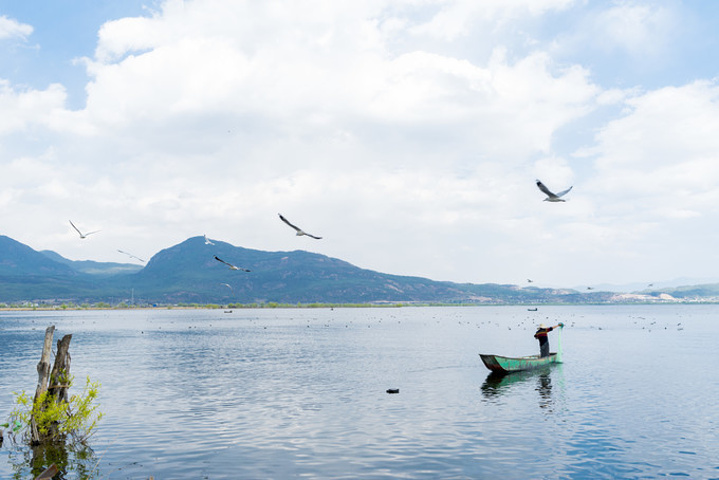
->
[30,326,73,445]
[31,326,56,445]
[34,326,55,399]
[49,334,73,406]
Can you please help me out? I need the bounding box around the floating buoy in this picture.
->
[386,389,399,394]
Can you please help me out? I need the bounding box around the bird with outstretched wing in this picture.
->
[117,250,145,263]
[214,256,251,272]
[536,179,572,202]
[278,213,322,239]
[69,220,100,239]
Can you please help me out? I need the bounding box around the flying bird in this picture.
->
[536,180,572,202]
[278,213,322,239]
[214,256,251,272]
[204,235,215,245]
[117,250,145,263]
[69,220,100,239]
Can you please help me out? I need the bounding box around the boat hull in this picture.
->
[479,353,559,373]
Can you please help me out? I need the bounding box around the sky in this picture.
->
[2,0,719,289]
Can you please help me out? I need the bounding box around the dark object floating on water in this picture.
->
[479,353,560,373]
[386,388,399,394]
[527,307,538,311]
[35,464,59,480]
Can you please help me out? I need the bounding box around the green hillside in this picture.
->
[0,234,712,306]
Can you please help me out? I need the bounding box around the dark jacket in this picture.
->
[534,327,554,346]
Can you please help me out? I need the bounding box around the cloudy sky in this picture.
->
[2,0,719,288]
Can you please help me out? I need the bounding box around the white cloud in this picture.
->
[0,80,71,134]
[409,0,575,41]
[594,1,677,57]
[625,82,717,152]
[2,0,602,282]
[593,80,719,195]
[550,0,682,71]
[79,6,600,172]
[3,0,719,286]
[559,79,719,283]
[0,15,33,41]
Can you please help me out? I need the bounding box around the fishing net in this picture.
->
[556,324,563,362]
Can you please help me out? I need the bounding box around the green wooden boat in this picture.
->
[479,353,559,373]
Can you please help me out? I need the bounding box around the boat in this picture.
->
[527,307,538,311]
[479,353,559,373]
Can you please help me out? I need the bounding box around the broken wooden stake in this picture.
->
[49,333,73,406]
[31,326,56,445]
[30,326,73,445]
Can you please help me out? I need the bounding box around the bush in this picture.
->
[5,375,103,445]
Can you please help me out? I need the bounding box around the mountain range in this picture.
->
[0,234,717,306]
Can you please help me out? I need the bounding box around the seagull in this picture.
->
[117,250,145,263]
[69,220,100,239]
[204,235,215,245]
[536,180,572,202]
[214,256,251,272]
[278,213,322,239]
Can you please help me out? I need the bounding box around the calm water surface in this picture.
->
[1,305,718,479]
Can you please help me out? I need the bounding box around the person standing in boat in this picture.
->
[534,323,563,357]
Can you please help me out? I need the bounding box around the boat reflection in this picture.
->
[481,367,557,411]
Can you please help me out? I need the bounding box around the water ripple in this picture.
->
[2,306,719,479]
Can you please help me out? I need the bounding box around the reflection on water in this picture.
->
[480,367,557,412]
[6,441,98,480]
[536,370,553,410]
[2,306,719,479]
[481,371,524,397]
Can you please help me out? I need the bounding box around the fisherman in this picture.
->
[534,323,564,357]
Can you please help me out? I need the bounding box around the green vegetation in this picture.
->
[4,234,719,305]
[225,301,406,309]
[0,301,411,310]
[5,376,103,446]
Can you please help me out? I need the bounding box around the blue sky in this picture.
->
[2,0,719,289]
[0,1,153,107]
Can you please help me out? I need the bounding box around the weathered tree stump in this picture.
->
[49,334,73,406]
[34,326,55,400]
[31,326,56,445]
[30,326,73,445]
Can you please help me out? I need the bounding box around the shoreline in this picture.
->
[1,301,717,313]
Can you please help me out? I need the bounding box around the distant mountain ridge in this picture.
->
[0,236,79,277]
[0,234,716,305]
[40,250,143,276]
[114,237,517,304]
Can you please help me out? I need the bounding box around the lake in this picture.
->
[1,305,718,479]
